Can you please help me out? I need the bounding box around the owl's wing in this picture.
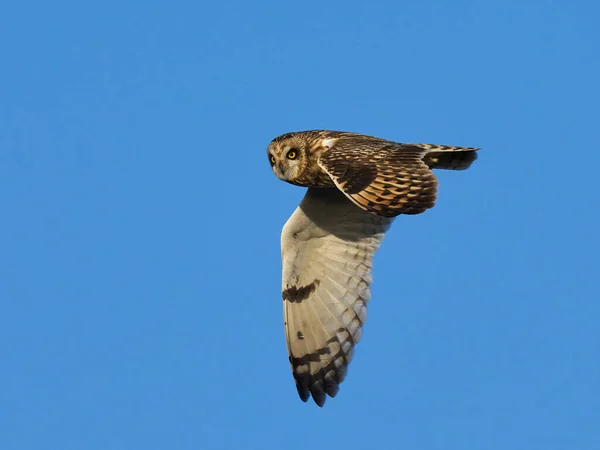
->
[318,139,439,217]
[281,187,394,406]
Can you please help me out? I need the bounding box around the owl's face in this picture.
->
[267,137,309,183]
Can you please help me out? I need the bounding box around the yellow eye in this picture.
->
[286,149,297,160]
[269,155,276,165]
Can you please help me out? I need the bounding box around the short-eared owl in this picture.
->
[267,130,480,406]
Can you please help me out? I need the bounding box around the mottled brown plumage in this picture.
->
[267,130,479,217]
[268,130,480,406]
[318,141,438,217]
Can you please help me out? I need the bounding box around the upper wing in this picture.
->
[281,187,394,406]
[318,138,439,217]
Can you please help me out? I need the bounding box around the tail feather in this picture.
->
[418,144,480,171]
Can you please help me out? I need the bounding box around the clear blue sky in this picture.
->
[1,1,598,449]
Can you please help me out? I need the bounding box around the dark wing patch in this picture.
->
[282,280,320,304]
[323,163,378,194]
[318,140,438,217]
[420,144,480,170]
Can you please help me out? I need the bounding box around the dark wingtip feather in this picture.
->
[323,378,339,398]
[425,149,479,171]
[296,383,310,403]
[310,383,327,407]
[296,378,340,407]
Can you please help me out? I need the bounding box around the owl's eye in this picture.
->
[269,154,276,166]
[286,149,298,160]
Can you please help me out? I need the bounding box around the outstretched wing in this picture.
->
[281,188,394,406]
[318,138,439,217]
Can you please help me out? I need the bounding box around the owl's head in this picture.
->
[266,133,311,184]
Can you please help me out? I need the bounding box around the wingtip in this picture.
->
[296,381,338,407]
[296,384,310,403]
[310,382,327,407]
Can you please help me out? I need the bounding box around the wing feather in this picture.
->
[281,187,393,406]
[318,139,439,217]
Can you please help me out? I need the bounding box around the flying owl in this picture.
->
[267,130,480,406]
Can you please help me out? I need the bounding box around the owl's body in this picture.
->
[268,130,480,406]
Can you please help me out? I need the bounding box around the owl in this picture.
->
[267,130,480,406]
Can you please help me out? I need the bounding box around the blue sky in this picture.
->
[1,0,598,449]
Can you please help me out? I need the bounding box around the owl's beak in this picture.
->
[277,162,286,174]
